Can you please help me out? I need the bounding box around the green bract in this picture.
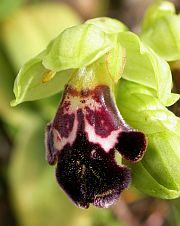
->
[116,80,180,199]
[141,1,180,61]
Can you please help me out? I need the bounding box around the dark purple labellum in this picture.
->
[45,85,147,208]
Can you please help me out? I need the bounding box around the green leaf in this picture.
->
[116,79,180,199]
[11,52,72,106]
[118,31,179,106]
[43,23,114,71]
[141,1,180,61]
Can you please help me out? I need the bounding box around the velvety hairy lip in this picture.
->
[45,85,147,208]
[55,115,131,208]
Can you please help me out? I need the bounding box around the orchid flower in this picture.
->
[12,15,180,208]
[45,55,147,208]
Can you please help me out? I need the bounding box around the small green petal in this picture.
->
[105,41,126,83]
[11,51,72,106]
[43,23,114,72]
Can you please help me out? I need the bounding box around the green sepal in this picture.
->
[85,17,128,34]
[105,43,126,83]
[118,31,179,106]
[11,52,72,106]
[42,23,114,72]
[116,79,180,199]
[12,17,179,106]
[12,19,128,105]
[11,41,126,106]
[141,1,180,61]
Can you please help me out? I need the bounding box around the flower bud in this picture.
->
[140,1,180,61]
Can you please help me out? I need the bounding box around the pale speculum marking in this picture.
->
[46,84,147,164]
[48,85,132,155]
[45,84,147,208]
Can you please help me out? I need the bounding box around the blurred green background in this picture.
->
[0,0,180,226]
